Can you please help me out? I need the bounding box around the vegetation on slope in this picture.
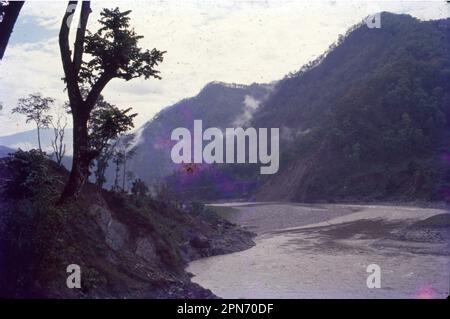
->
[253,13,450,202]
[128,13,450,203]
[0,150,254,298]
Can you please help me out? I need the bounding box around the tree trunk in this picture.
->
[0,1,25,60]
[36,124,42,152]
[122,156,126,191]
[114,158,120,189]
[60,109,91,201]
[95,156,107,188]
[58,1,113,201]
[58,2,98,202]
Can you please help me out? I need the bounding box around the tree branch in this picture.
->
[0,1,25,60]
[73,1,91,76]
[85,70,114,111]
[59,1,82,110]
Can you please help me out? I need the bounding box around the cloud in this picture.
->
[280,126,311,142]
[233,95,262,127]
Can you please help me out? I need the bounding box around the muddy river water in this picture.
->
[187,203,450,298]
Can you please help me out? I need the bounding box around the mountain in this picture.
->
[0,128,73,155]
[0,129,73,170]
[7,13,449,203]
[253,13,450,202]
[120,13,450,202]
[0,145,14,158]
[107,81,274,191]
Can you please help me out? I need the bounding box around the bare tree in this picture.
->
[112,147,124,191]
[122,145,136,192]
[125,171,136,193]
[94,142,114,188]
[51,104,68,166]
[110,138,135,192]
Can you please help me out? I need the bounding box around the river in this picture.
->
[187,203,450,298]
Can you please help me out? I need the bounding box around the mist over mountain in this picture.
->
[117,13,449,202]
[162,13,450,202]
[106,81,274,190]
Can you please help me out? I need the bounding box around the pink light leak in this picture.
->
[415,285,435,299]
[154,135,174,150]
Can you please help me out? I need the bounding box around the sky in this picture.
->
[0,0,449,136]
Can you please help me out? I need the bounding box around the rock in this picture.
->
[189,234,210,249]
[136,237,159,263]
[92,204,129,251]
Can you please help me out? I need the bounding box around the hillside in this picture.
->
[0,145,14,158]
[0,150,254,298]
[254,13,450,202]
[117,13,450,203]
[105,81,273,190]
[8,13,449,204]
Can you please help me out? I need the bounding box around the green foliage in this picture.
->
[103,191,184,271]
[88,95,137,153]
[3,149,58,200]
[12,93,54,128]
[249,13,450,202]
[59,4,166,199]
[88,95,137,188]
[80,7,165,86]
[0,150,70,296]
[12,93,54,152]
[94,148,112,188]
[0,150,254,297]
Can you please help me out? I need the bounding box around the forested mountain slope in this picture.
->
[254,13,450,202]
